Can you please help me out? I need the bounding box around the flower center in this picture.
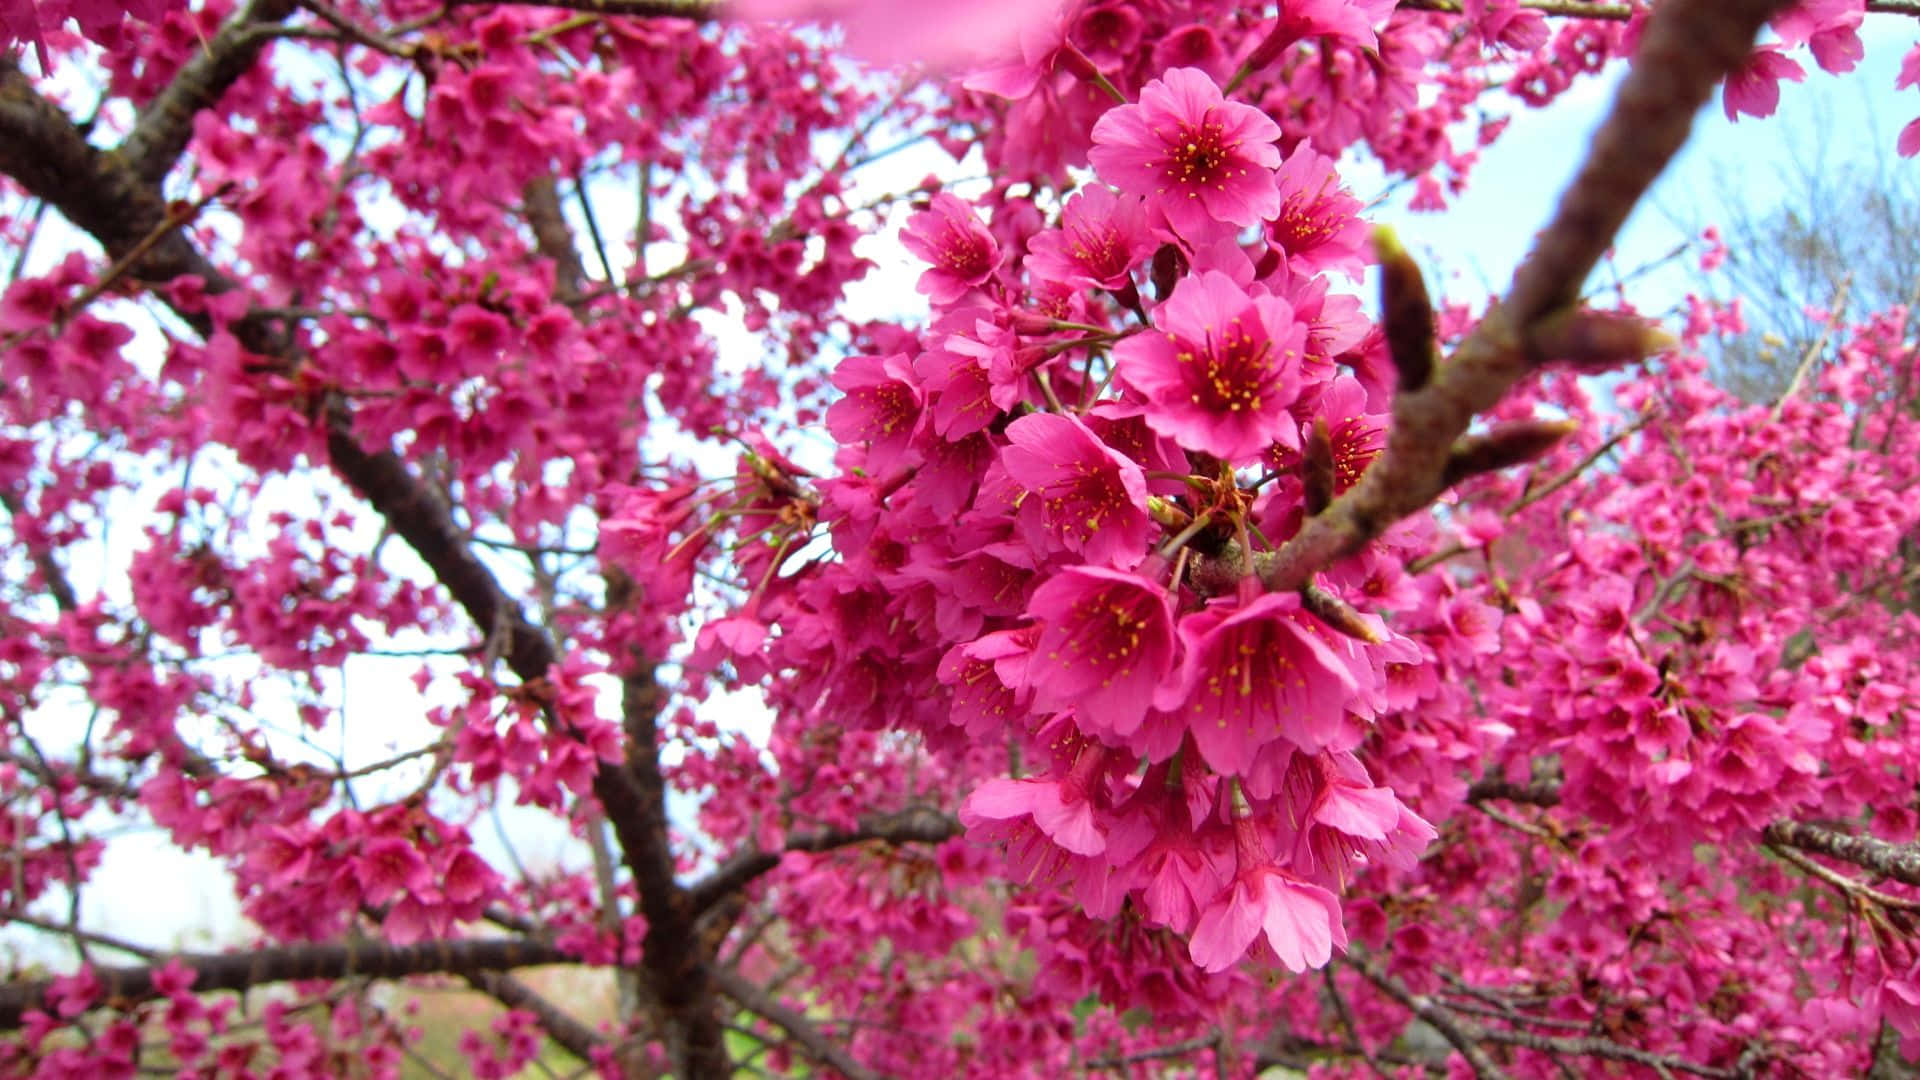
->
[1166,121,1232,191]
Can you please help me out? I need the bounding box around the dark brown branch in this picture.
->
[1764,821,1920,887]
[524,176,588,305]
[1468,1021,1746,1078]
[1349,956,1513,1080]
[1087,1035,1220,1070]
[685,807,962,916]
[1351,963,1757,1079]
[710,965,881,1080]
[1465,777,1562,807]
[608,649,731,1079]
[0,58,218,290]
[0,937,570,1030]
[118,0,298,186]
[1259,0,1790,593]
[466,971,606,1063]
[0,748,140,801]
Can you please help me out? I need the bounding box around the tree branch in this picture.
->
[0,55,708,1074]
[1259,0,1791,592]
[1764,821,1920,887]
[0,57,218,289]
[710,964,881,1080]
[524,176,588,305]
[465,971,607,1063]
[1349,956,1513,1080]
[1466,777,1563,807]
[0,489,77,613]
[0,937,571,1030]
[684,806,961,916]
[118,0,298,186]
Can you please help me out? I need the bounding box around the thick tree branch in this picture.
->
[1260,0,1790,592]
[0,937,570,1030]
[0,57,215,288]
[118,0,298,186]
[685,806,961,916]
[608,646,731,1078]
[1764,821,1920,887]
[710,964,881,1080]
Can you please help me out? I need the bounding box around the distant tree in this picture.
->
[1678,94,1920,400]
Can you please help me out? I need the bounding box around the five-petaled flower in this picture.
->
[1114,269,1310,462]
[1157,592,1358,776]
[1024,566,1177,739]
[1002,411,1152,568]
[900,193,1004,304]
[1088,67,1283,239]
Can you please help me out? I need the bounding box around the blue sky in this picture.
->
[1377,13,1920,317]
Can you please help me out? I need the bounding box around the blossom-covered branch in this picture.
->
[686,806,961,915]
[1258,0,1791,592]
[710,965,878,1080]
[119,0,297,185]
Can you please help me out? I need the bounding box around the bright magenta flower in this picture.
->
[1025,184,1154,291]
[825,352,924,471]
[900,193,1003,304]
[1002,411,1151,568]
[1190,816,1347,974]
[1088,67,1282,238]
[1025,567,1176,739]
[1115,270,1309,462]
[1157,593,1357,776]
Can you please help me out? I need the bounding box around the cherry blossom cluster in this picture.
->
[9,0,1920,1077]
[648,57,1436,991]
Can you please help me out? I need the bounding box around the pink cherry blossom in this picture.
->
[1158,593,1360,775]
[1001,411,1152,568]
[1024,184,1154,291]
[1024,566,1176,739]
[1088,67,1283,238]
[1115,269,1310,462]
[900,193,1004,304]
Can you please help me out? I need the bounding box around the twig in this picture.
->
[684,806,960,915]
[1350,955,1513,1079]
[1766,841,1920,912]
[1771,274,1853,419]
[710,965,882,1080]
[1505,413,1651,516]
